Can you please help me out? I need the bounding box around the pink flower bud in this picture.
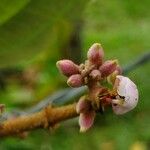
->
[56,60,79,77]
[107,65,122,84]
[112,75,139,115]
[87,43,104,66]
[76,96,91,114]
[67,74,83,87]
[79,111,95,132]
[99,60,117,77]
[89,69,101,80]
[116,65,122,75]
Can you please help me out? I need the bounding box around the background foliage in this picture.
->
[0,0,150,149]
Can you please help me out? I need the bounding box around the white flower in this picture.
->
[112,75,139,115]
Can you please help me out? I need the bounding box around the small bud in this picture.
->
[107,65,122,84]
[107,71,117,85]
[115,65,122,75]
[79,111,95,132]
[76,96,91,114]
[89,69,101,80]
[99,60,117,77]
[67,74,83,87]
[56,60,79,77]
[112,75,139,115]
[87,43,104,66]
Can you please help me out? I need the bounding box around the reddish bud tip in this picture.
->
[99,60,117,77]
[116,65,122,75]
[87,43,104,66]
[76,96,91,114]
[89,69,101,80]
[56,60,79,77]
[79,111,95,132]
[67,74,83,87]
[107,65,122,84]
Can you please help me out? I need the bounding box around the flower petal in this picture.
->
[79,111,95,132]
[112,103,129,115]
[112,75,139,115]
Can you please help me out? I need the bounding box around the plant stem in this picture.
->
[0,103,77,137]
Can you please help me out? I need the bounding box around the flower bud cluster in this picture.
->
[56,43,139,132]
[56,43,121,87]
[56,60,83,87]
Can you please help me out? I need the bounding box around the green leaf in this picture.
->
[0,0,30,25]
[0,0,87,68]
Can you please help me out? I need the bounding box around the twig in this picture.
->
[0,86,86,122]
[0,104,77,137]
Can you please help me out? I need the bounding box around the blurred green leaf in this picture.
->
[0,0,30,25]
[0,0,87,68]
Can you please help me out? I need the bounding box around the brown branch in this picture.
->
[0,103,78,137]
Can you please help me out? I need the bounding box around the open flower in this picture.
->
[112,75,139,115]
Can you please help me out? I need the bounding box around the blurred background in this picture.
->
[0,0,150,149]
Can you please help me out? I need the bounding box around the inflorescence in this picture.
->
[56,43,139,132]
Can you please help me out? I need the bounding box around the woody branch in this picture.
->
[0,104,77,137]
